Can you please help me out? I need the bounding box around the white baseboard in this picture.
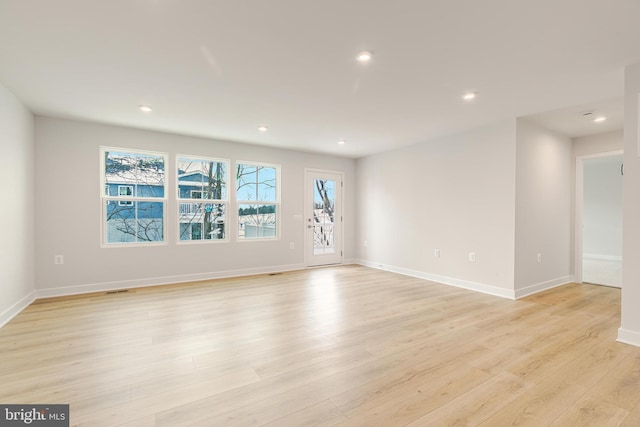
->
[617,328,640,348]
[0,263,311,328]
[514,276,574,299]
[0,262,574,328]
[583,254,623,262]
[355,259,516,300]
[0,290,37,328]
[36,263,306,299]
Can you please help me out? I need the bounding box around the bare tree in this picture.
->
[314,179,334,223]
[105,151,165,242]
[236,164,276,237]
[312,179,335,249]
[178,160,226,240]
[202,161,224,239]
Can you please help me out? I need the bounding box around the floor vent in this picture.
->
[105,289,129,295]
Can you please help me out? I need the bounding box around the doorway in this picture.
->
[575,152,623,287]
[305,169,343,267]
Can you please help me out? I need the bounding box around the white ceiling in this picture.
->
[0,0,638,158]
[526,97,624,138]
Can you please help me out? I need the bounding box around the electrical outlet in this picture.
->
[54,255,64,265]
[469,252,476,262]
[434,249,440,257]
[289,242,295,249]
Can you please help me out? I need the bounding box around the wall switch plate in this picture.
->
[289,242,295,249]
[469,252,476,262]
[537,253,542,263]
[434,249,440,257]
[54,255,64,265]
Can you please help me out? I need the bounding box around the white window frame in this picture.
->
[100,146,168,247]
[235,160,281,242]
[176,154,230,244]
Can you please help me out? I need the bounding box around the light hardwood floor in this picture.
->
[1,265,639,426]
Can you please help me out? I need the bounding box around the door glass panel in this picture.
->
[313,179,335,255]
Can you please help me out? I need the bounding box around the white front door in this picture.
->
[305,170,343,267]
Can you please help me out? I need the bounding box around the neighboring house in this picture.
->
[238,211,276,238]
[105,169,227,243]
[105,160,279,243]
[177,170,226,241]
[103,152,165,244]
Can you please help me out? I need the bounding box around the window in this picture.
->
[118,185,134,206]
[177,156,228,242]
[236,162,279,240]
[101,148,167,245]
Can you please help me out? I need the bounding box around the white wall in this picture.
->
[514,118,573,296]
[355,120,517,297]
[34,117,356,295]
[620,63,640,346]
[583,156,623,258]
[0,83,35,326]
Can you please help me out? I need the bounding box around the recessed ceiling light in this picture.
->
[593,116,607,123]
[462,92,476,101]
[257,125,268,132]
[338,140,346,145]
[356,51,373,63]
[139,105,152,112]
